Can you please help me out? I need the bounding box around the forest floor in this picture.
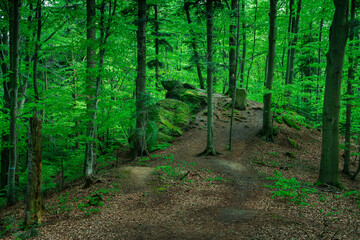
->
[1,94,360,240]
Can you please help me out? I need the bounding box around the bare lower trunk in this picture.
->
[25,115,43,225]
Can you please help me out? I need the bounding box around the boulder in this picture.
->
[180,89,207,113]
[234,88,247,110]
[161,80,207,113]
[156,99,191,144]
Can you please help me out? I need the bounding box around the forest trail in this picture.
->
[3,94,360,240]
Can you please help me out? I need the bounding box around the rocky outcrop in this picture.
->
[234,88,247,110]
[161,80,207,113]
[156,99,191,144]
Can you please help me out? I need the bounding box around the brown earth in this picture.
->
[1,94,360,240]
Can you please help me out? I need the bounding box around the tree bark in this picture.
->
[343,0,356,175]
[135,0,148,157]
[317,0,349,188]
[25,115,43,225]
[262,0,277,141]
[7,0,20,206]
[84,0,97,176]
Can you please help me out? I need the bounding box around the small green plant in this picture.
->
[136,157,151,166]
[150,142,172,151]
[339,190,360,208]
[264,170,317,206]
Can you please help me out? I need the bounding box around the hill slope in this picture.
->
[1,94,360,240]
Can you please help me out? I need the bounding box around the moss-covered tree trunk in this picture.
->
[135,0,148,157]
[7,0,20,206]
[262,0,277,141]
[317,0,349,188]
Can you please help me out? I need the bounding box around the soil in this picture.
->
[1,94,360,240]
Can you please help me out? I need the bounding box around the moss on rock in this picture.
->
[180,89,207,113]
[282,115,301,130]
[287,138,299,149]
[156,99,191,144]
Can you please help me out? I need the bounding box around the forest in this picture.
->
[0,0,360,239]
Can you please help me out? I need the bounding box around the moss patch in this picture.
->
[283,116,301,130]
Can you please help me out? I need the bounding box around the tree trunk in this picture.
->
[239,2,246,87]
[184,2,205,89]
[262,0,277,141]
[84,0,97,176]
[228,0,237,95]
[7,0,20,206]
[26,0,44,225]
[0,27,10,192]
[285,0,301,85]
[154,5,160,88]
[246,0,257,91]
[343,0,356,175]
[25,115,43,225]
[201,0,216,156]
[317,0,349,188]
[135,0,148,157]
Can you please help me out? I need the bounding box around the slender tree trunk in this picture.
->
[7,0,20,206]
[239,2,246,87]
[154,5,160,88]
[246,0,257,91]
[285,0,301,85]
[184,1,205,89]
[317,0,349,188]
[200,0,216,156]
[262,0,277,141]
[26,0,43,224]
[84,0,97,176]
[0,27,10,192]
[343,0,356,175]
[135,0,148,157]
[228,0,237,95]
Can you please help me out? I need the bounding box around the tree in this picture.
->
[25,0,44,224]
[317,0,349,188]
[200,0,216,156]
[134,0,148,157]
[184,1,205,89]
[343,0,356,175]
[7,0,20,206]
[228,0,237,95]
[262,0,277,141]
[285,0,302,85]
[84,0,97,177]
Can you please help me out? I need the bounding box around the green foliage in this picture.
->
[153,156,194,181]
[339,190,360,208]
[264,170,317,206]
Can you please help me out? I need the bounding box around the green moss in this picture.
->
[287,138,299,149]
[274,116,283,124]
[283,116,301,130]
[180,90,207,113]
